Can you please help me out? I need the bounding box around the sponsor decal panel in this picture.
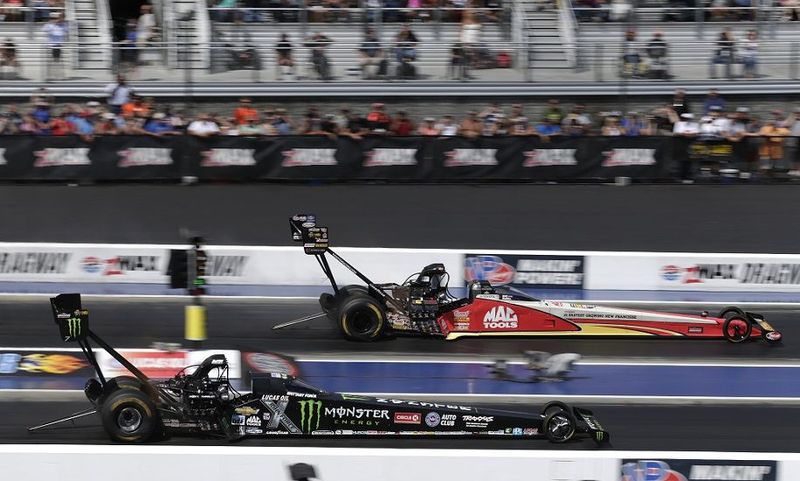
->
[444,149,498,167]
[425,412,441,427]
[465,254,584,289]
[602,148,656,167]
[394,412,422,424]
[201,149,256,167]
[0,351,88,375]
[0,252,70,275]
[281,149,337,167]
[80,255,160,276]
[34,148,91,167]
[523,148,577,167]
[298,400,322,433]
[118,148,173,168]
[621,459,776,481]
[364,148,418,167]
[658,258,800,291]
[483,306,518,329]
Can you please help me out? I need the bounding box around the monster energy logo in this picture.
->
[595,431,604,442]
[67,316,81,339]
[298,400,322,433]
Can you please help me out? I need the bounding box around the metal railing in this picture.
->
[206,6,508,23]
[558,0,578,68]
[2,38,800,84]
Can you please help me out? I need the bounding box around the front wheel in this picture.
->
[544,410,576,443]
[338,295,386,342]
[722,315,752,343]
[100,388,159,443]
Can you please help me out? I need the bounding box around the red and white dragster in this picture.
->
[283,215,783,344]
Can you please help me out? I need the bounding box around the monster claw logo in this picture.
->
[67,316,81,339]
[298,400,322,433]
[595,431,604,442]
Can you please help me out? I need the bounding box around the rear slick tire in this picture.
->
[722,315,752,343]
[100,388,159,443]
[338,294,386,342]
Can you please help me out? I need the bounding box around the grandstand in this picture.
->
[0,0,798,96]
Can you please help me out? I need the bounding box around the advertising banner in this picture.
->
[621,458,777,481]
[0,349,91,376]
[464,253,585,289]
[95,349,242,379]
[0,135,677,182]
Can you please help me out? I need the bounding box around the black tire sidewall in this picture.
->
[544,410,577,443]
[338,294,386,341]
[100,388,158,443]
[541,401,570,417]
[718,306,746,320]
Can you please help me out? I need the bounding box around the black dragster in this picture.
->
[31,294,610,445]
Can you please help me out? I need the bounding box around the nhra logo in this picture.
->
[201,149,256,167]
[118,148,173,168]
[523,149,577,167]
[483,306,518,329]
[464,255,515,285]
[444,149,498,167]
[623,461,687,481]
[80,256,160,276]
[364,148,417,167]
[281,148,337,167]
[602,148,656,167]
[34,148,91,167]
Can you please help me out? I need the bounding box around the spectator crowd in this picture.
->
[2,84,800,175]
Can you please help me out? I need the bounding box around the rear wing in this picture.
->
[51,293,89,342]
[290,214,329,255]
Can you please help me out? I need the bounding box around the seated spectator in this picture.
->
[699,105,730,139]
[272,107,294,134]
[644,31,668,79]
[1,0,25,22]
[562,103,592,135]
[95,113,121,135]
[491,115,510,135]
[563,117,585,137]
[727,106,759,173]
[226,15,261,70]
[781,0,800,21]
[621,28,643,78]
[302,107,322,133]
[304,32,333,80]
[19,114,40,134]
[740,29,758,79]
[31,101,51,125]
[600,113,624,135]
[50,109,74,136]
[144,112,179,135]
[509,113,532,135]
[0,38,19,78]
[449,43,467,80]
[621,111,652,136]
[390,110,415,136]
[417,116,440,135]
[121,94,150,119]
[234,97,258,125]
[436,115,458,136]
[359,27,388,79]
[366,102,391,132]
[702,88,726,115]
[709,28,735,79]
[306,113,337,139]
[544,99,563,124]
[758,118,789,173]
[275,33,295,80]
[459,110,482,138]
[394,24,419,63]
[211,0,237,22]
[536,116,562,137]
[187,113,220,137]
[339,109,368,139]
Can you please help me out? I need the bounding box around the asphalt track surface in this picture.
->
[3,184,800,252]
[4,401,799,452]
[3,297,800,359]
